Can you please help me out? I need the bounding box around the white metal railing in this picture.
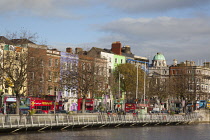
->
[0,113,199,129]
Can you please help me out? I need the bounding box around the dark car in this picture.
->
[56,110,68,114]
[48,110,67,114]
[151,110,160,114]
[35,110,46,114]
[107,110,113,115]
[161,110,169,114]
[20,110,29,114]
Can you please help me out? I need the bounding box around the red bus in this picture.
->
[28,97,62,114]
[77,98,94,112]
[125,103,136,113]
[20,97,62,114]
[125,103,150,113]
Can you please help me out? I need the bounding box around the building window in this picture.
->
[54,87,57,96]
[30,72,34,80]
[109,66,112,73]
[189,85,193,90]
[29,86,34,95]
[30,57,35,66]
[69,62,72,71]
[40,59,44,67]
[196,85,200,90]
[201,85,204,90]
[63,62,67,70]
[55,59,59,67]
[49,58,52,67]
[82,63,85,70]
[173,70,176,75]
[121,59,123,63]
[115,58,118,63]
[54,72,59,82]
[48,71,52,81]
[40,74,44,82]
[48,86,52,94]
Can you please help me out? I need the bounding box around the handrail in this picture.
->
[0,113,199,129]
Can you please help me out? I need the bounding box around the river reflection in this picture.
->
[1,123,210,140]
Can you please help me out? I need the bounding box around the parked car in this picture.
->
[85,110,94,113]
[48,110,68,114]
[56,110,68,114]
[161,110,169,114]
[107,110,114,115]
[93,110,100,113]
[151,110,160,114]
[20,110,29,114]
[35,110,46,114]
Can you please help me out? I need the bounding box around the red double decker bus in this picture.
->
[77,98,94,112]
[19,97,62,114]
[125,103,136,113]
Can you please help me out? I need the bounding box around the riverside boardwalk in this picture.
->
[0,113,199,133]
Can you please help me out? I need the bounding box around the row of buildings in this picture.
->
[149,53,210,111]
[0,35,210,113]
[0,36,149,113]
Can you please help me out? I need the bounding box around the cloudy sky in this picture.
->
[0,0,210,65]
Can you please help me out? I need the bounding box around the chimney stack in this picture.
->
[66,47,73,54]
[111,41,122,55]
[75,48,83,54]
[173,59,177,66]
[122,45,132,54]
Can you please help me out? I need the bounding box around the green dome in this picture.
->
[153,53,165,61]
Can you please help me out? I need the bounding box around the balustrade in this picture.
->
[0,113,199,129]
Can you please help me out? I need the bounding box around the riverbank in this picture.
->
[194,109,210,123]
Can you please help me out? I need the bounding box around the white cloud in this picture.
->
[102,0,210,13]
[97,16,210,64]
[0,0,94,18]
[2,0,210,19]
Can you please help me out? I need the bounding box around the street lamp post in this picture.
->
[119,72,121,99]
[136,65,138,104]
[118,72,124,111]
[118,72,125,99]
[143,63,146,105]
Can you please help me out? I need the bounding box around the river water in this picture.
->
[0,123,209,140]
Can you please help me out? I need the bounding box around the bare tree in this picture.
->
[0,30,45,114]
[60,53,78,93]
[77,55,108,113]
[169,72,198,112]
[0,48,28,114]
[148,75,169,110]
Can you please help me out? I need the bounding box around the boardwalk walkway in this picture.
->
[0,113,199,133]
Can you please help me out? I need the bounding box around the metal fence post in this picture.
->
[56,115,58,125]
[24,117,26,127]
[67,115,69,125]
[2,116,4,128]
[50,116,52,126]
[31,116,33,126]
[38,116,40,126]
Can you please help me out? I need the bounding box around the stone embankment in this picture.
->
[195,109,210,123]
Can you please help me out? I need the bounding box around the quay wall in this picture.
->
[195,109,210,123]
